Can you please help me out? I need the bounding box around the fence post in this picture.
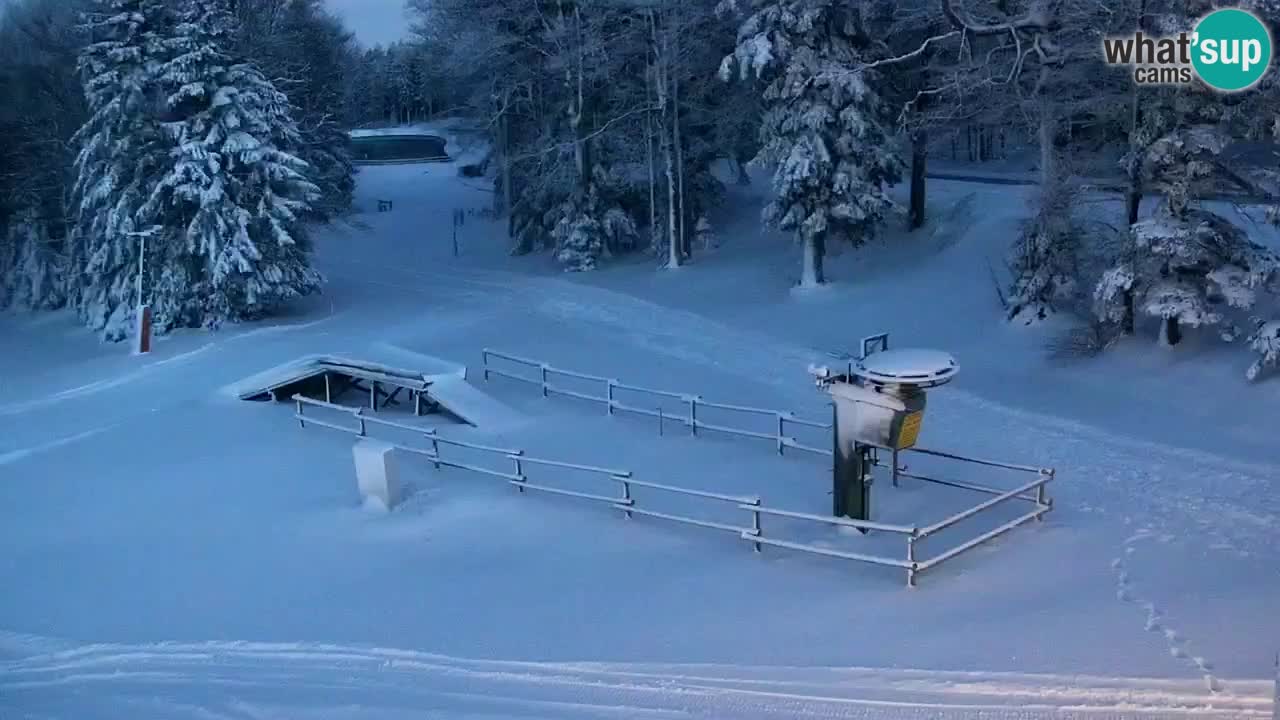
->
[776,414,785,455]
[425,429,440,469]
[906,533,918,588]
[749,499,762,552]
[481,350,489,381]
[540,364,549,397]
[296,397,305,428]
[657,406,664,436]
[618,476,632,518]
[688,395,698,436]
[513,453,525,491]
[1036,469,1052,519]
[606,379,615,416]
[356,409,367,437]
[892,448,900,487]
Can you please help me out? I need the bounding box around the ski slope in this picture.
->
[1,145,1276,718]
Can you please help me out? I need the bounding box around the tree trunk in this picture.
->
[800,234,824,287]
[672,3,687,261]
[1126,0,1148,227]
[909,126,927,230]
[1159,316,1181,346]
[651,8,679,269]
[1039,102,1057,190]
[501,112,517,226]
[646,100,657,250]
[735,153,751,185]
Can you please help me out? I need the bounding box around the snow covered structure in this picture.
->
[353,439,401,512]
[718,0,902,287]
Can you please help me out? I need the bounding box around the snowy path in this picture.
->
[1,635,1270,719]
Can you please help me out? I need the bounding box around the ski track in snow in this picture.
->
[0,635,1271,719]
[0,424,118,468]
[0,315,342,418]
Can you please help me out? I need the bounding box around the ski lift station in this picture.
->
[242,333,1056,588]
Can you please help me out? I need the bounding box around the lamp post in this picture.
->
[125,227,160,355]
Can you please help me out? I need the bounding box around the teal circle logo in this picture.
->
[1191,8,1272,92]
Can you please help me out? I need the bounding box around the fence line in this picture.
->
[292,390,1055,587]
[480,349,832,459]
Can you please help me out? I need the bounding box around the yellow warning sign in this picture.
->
[896,411,924,449]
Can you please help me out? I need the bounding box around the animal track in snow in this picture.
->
[1113,531,1222,694]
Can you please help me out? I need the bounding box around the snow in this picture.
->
[424,374,524,430]
[0,136,1277,718]
[856,348,959,383]
[353,439,401,511]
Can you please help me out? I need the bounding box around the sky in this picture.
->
[325,0,412,47]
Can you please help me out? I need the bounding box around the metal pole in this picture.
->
[1036,470,1052,520]
[620,478,632,518]
[657,406,664,436]
[296,398,305,428]
[606,380,615,415]
[688,396,697,436]
[892,448,900,488]
[540,365,548,397]
[906,534,918,588]
[137,232,145,307]
[750,503,762,552]
[427,430,440,469]
[776,414,784,455]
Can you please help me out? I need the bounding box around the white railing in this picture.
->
[293,393,1054,587]
[480,349,831,458]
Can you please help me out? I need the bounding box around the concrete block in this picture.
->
[353,439,401,511]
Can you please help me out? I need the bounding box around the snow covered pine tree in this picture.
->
[71,0,174,339]
[718,0,902,287]
[142,0,321,330]
[1094,128,1280,348]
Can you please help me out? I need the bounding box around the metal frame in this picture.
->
[294,366,1057,587]
[480,349,831,459]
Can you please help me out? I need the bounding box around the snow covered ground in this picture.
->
[1,145,1277,718]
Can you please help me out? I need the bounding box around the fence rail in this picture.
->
[293,368,1056,587]
[480,349,832,459]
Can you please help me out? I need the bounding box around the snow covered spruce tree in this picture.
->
[142,0,321,330]
[70,0,174,338]
[718,0,902,287]
[1093,128,1280,348]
